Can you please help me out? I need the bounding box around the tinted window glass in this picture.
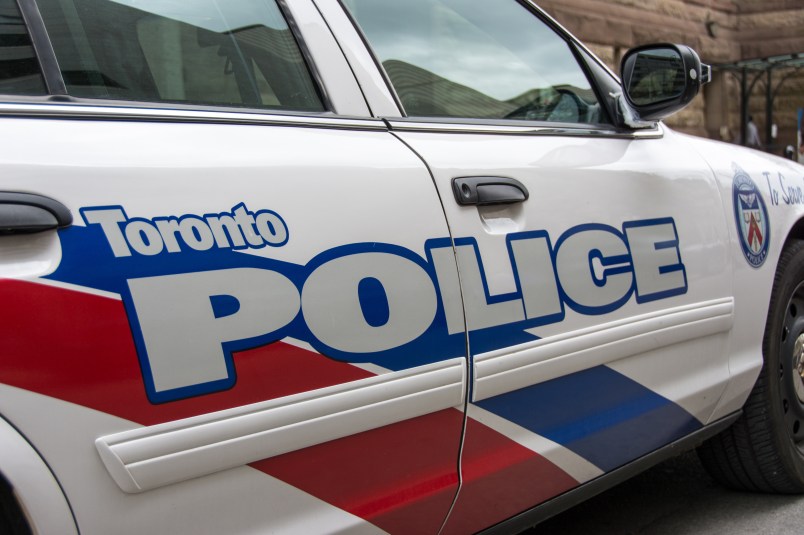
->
[0,0,47,94]
[37,0,324,111]
[344,0,604,124]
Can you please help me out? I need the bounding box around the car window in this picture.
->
[0,0,47,95]
[35,0,325,112]
[343,0,605,124]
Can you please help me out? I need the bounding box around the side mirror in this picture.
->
[620,44,710,122]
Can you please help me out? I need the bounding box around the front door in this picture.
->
[339,0,734,531]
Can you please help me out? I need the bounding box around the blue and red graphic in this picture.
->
[0,201,702,533]
[733,165,770,268]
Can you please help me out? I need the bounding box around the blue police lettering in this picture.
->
[130,228,682,401]
[75,204,687,402]
[435,218,686,333]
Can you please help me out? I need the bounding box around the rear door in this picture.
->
[334,0,735,531]
[0,1,466,533]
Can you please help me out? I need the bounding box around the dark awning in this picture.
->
[711,53,804,150]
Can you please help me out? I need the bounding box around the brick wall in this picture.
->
[535,0,804,152]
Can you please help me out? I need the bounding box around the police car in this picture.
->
[2,0,804,533]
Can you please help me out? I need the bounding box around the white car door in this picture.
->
[331,0,735,532]
[0,1,466,533]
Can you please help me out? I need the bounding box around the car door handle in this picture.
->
[0,192,73,234]
[452,177,529,206]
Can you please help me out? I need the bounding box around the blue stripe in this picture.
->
[475,366,701,472]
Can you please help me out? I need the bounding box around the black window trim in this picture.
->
[15,0,67,95]
[10,0,342,117]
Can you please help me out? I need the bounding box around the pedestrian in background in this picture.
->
[747,115,761,148]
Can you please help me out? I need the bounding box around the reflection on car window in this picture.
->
[36,0,324,112]
[344,0,604,124]
[0,0,47,95]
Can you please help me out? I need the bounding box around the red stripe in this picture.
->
[0,279,378,423]
[253,410,463,534]
[0,279,463,532]
[441,419,580,534]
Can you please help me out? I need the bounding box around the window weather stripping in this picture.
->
[16,0,67,96]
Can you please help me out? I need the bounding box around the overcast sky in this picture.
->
[344,0,593,101]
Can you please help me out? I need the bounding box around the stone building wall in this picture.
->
[535,0,804,153]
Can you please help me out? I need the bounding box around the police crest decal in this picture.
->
[732,165,769,268]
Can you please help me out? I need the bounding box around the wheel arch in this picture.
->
[0,415,77,535]
[784,217,804,250]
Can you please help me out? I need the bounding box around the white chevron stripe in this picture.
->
[467,404,604,484]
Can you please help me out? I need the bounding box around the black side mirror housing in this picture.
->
[620,44,710,122]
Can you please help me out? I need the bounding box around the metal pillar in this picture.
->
[766,69,774,151]
[715,55,803,152]
[740,67,747,146]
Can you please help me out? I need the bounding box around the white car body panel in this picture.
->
[2,0,804,533]
[0,385,386,535]
[0,112,468,533]
[689,137,804,420]
[391,125,734,419]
